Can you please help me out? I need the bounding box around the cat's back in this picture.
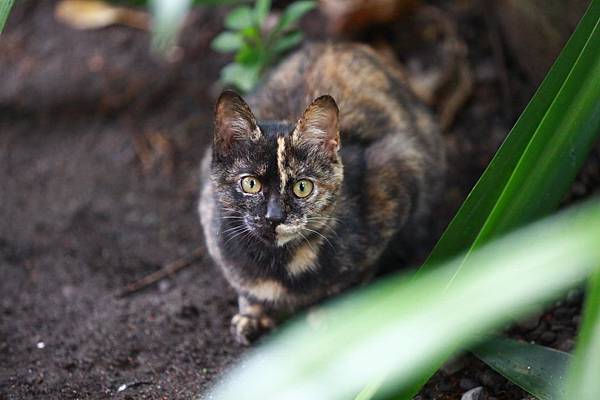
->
[249,42,440,151]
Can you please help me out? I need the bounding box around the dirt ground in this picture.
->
[1,1,599,399]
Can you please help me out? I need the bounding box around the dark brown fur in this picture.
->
[199,42,445,345]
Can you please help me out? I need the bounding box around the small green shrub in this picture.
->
[211,0,316,92]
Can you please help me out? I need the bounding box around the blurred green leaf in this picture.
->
[234,43,263,65]
[564,270,600,400]
[221,62,260,92]
[254,0,271,25]
[273,30,303,54]
[209,200,600,400]
[398,0,600,397]
[354,375,385,400]
[420,0,600,271]
[212,31,244,53]
[225,5,254,30]
[473,338,571,400]
[276,0,315,32]
[0,0,15,35]
[404,1,600,396]
[150,0,191,53]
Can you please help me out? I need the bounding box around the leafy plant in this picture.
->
[211,0,316,92]
[208,0,600,399]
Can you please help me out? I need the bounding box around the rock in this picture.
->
[516,313,541,331]
[558,338,576,352]
[540,330,557,344]
[461,386,486,400]
[530,320,549,339]
[553,307,574,321]
[441,356,468,376]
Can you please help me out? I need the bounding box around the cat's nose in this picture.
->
[265,195,285,225]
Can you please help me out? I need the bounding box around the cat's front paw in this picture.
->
[230,313,275,346]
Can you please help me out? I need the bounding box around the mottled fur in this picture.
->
[199,42,445,345]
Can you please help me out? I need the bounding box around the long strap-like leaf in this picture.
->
[0,0,15,35]
[404,1,600,398]
[418,0,600,272]
[564,270,600,399]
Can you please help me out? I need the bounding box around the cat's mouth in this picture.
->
[243,220,305,247]
[275,224,300,247]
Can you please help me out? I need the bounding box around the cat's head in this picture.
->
[211,90,343,248]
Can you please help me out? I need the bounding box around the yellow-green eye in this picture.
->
[292,179,314,198]
[241,176,262,194]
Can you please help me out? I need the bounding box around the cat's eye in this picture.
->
[241,176,262,194]
[292,179,314,198]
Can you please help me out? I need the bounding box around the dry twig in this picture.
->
[116,247,203,298]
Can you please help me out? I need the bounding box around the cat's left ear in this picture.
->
[293,95,340,157]
[214,90,261,153]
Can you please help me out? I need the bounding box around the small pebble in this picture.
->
[461,386,486,400]
[540,331,557,344]
[442,356,468,375]
[158,279,171,293]
[558,338,576,352]
[516,314,541,331]
[554,307,574,321]
[36,342,45,349]
[530,321,549,339]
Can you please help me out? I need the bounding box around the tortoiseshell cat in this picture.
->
[199,43,445,345]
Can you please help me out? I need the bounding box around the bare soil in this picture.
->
[1,1,598,399]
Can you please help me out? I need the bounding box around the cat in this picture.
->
[199,42,445,345]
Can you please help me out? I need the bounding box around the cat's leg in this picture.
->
[231,296,275,345]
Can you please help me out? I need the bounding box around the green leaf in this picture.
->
[473,338,571,400]
[0,0,15,35]
[272,31,303,54]
[211,31,244,53]
[276,0,315,33]
[353,375,385,400]
[419,0,600,271]
[221,62,260,93]
[254,0,271,25]
[209,200,600,400]
[225,5,254,30]
[402,1,600,396]
[564,270,600,400]
[234,42,267,66]
[150,0,192,53]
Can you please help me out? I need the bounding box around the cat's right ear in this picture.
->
[214,90,261,153]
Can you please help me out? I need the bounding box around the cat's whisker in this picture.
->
[222,225,247,235]
[224,227,252,246]
[301,227,335,252]
[297,230,316,253]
